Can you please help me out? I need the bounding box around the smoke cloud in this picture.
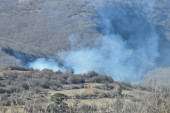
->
[27,58,66,72]
[28,2,166,82]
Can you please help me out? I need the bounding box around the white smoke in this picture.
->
[27,58,66,72]
[28,1,164,82]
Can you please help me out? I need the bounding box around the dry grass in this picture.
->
[6,106,25,113]
[49,89,87,97]
[0,66,169,113]
[1,84,170,113]
[83,88,106,95]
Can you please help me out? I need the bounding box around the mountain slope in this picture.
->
[0,0,169,65]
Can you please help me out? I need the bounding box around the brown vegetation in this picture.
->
[0,65,169,113]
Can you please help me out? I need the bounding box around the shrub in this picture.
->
[2,65,33,71]
[40,83,50,89]
[0,88,9,94]
[67,75,85,84]
[22,83,30,90]
[94,84,114,90]
[50,93,68,104]
[80,94,97,99]
[88,75,114,83]
[80,104,97,112]
[48,93,68,112]
[99,92,110,98]
[40,80,50,89]
[71,85,81,89]
[87,71,99,78]
[0,82,6,87]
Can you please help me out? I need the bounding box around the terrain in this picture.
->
[0,0,170,112]
[0,0,169,62]
[0,0,170,86]
[0,65,169,113]
[0,0,99,65]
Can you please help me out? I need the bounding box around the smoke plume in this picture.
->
[27,58,66,72]
[28,1,167,82]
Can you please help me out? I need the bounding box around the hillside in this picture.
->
[0,0,99,65]
[0,0,169,65]
[0,65,169,113]
[0,0,170,87]
[0,0,170,112]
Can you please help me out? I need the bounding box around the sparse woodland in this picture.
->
[0,65,169,113]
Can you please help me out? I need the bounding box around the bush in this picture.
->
[40,80,50,89]
[22,83,30,90]
[0,88,9,94]
[2,65,33,71]
[87,71,99,78]
[88,75,114,83]
[50,93,68,104]
[71,85,81,89]
[0,82,6,87]
[99,92,110,98]
[79,94,97,99]
[67,75,85,84]
[94,84,114,90]
[80,104,97,112]
[48,93,69,112]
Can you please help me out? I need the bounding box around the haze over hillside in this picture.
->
[0,0,170,84]
[0,0,99,65]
